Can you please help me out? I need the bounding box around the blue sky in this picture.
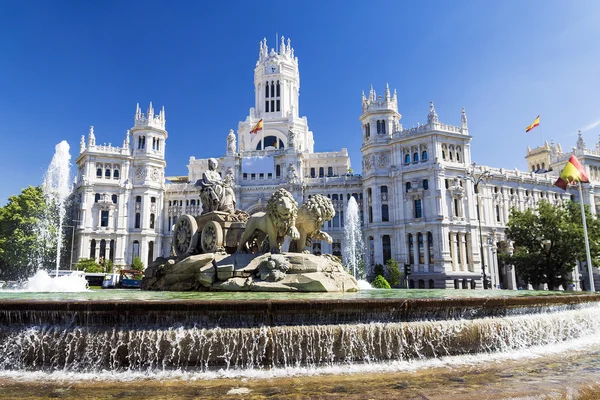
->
[1,0,599,205]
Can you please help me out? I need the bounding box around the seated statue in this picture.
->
[195,158,236,215]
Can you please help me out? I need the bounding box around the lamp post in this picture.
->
[460,166,492,289]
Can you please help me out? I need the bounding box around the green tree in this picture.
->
[505,201,599,290]
[371,275,391,289]
[372,263,385,279]
[131,256,144,271]
[0,186,52,280]
[75,258,103,273]
[385,258,402,287]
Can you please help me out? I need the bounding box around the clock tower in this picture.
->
[254,36,300,120]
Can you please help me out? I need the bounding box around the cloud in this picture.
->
[581,118,600,133]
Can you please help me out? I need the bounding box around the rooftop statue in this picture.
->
[195,158,236,215]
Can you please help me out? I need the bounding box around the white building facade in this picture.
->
[72,37,600,289]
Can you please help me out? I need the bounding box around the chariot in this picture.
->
[171,211,248,256]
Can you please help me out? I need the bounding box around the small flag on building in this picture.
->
[554,154,589,190]
[250,119,263,134]
[525,116,540,133]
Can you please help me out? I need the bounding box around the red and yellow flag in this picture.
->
[525,116,540,133]
[554,154,589,190]
[250,119,263,134]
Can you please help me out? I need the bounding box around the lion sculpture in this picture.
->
[289,194,336,253]
[237,188,300,254]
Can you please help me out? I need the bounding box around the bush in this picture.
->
[75,258,103,273]
[385,258,402,287]
[371,275,391,289]
[131,257,144,271]
[102,259,114,273]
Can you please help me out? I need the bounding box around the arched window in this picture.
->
[413,152,419,163]
[90,239,96,259]
[113,169,120,179]
[135,212,141,229]
[191,199,196,206]
[109,239,115,262]
[148,241,154,266]
[422,150,428,161]
[380,185,388,194]
[442,150,446,160]
[462,279,468,289]
[265,82,270,98]
[423,179,429,190]
[429,279,435,289]
[542,162,545,170]
[96,167,102,178]
[271,81,275,97]
[94,193,100,203]
[150,213,155,229]
[428,232,434,263]
[404,154,410,164]
[319,167,324,177]
[454,279,459,289]
[276,165,281,178]
[310,168,316,178]
[99,239,107,261]
[112,194,118,204]
[328,166,333,177]
[368,206,373,223]
[276,81,280,97]
[133,240,140,260]
[418,279,425,289]
[418,233,424,264]
[381,204,389,222]
[414,199,422,218]
[406,182,411,192]
[382,235,391,264]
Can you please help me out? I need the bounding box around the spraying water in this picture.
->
[342,197,364,279]
[41,141,72,277]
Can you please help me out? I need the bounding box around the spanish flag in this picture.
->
[250,119,263,134]
[525,116,540,133]
[554,154,589,190]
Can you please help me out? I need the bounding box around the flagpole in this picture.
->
[578,181,595,292]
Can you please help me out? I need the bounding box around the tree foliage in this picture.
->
[130,256,144,271]
[505,201,600,290]
[75,258,103,273]
[385,258,402,287]
[0,186,52,280]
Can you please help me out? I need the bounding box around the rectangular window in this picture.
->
[150,213,155,229]
[267,173,272,179]
[271,100,275,111]
[276,100,280,111]
[243,173,248,180]
[415,199,422,218]
[259,173,264,179]
[100,210,109,227]
[265,101,269,113]
[135,212,141,229]
[251,173,256,180]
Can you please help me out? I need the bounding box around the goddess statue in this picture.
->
[195,158,236,214]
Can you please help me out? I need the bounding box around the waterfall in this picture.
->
[342,197,364,279]
[0,299,598,374]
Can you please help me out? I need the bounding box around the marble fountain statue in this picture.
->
[142,158,359,292]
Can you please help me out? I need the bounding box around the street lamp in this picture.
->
[459,165,493,289]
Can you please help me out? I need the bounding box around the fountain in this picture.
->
[342,196,365,279]
[1,159,600,397]
[41,140,72,277]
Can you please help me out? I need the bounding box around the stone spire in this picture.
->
[88,126,96,147]
[80,135,86,154]
[147,102,154,119]
[596,134,600,152]
[427,101,439,124]
[280,35,286,55]
[576,130,586,150]
[135,103,141,120]
[461,107,468,129]
[384,83,391,101]
[361,90,366,102]
[123,130,130,150]
[369,84,375,102]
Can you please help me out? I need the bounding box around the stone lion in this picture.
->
[289,194,336,253]
[237,188,300,254]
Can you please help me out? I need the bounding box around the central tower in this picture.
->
[254,36,299,120]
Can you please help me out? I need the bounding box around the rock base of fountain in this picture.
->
[142,252,360,292]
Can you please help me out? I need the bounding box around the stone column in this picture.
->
[459,233,467,272]
[413,232,420,271]
[450,232,457,271]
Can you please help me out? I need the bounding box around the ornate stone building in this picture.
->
[72,37,600,289]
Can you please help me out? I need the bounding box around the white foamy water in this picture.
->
[1,302,599,381]
[357,279,372,290]
[20,270,89,292]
